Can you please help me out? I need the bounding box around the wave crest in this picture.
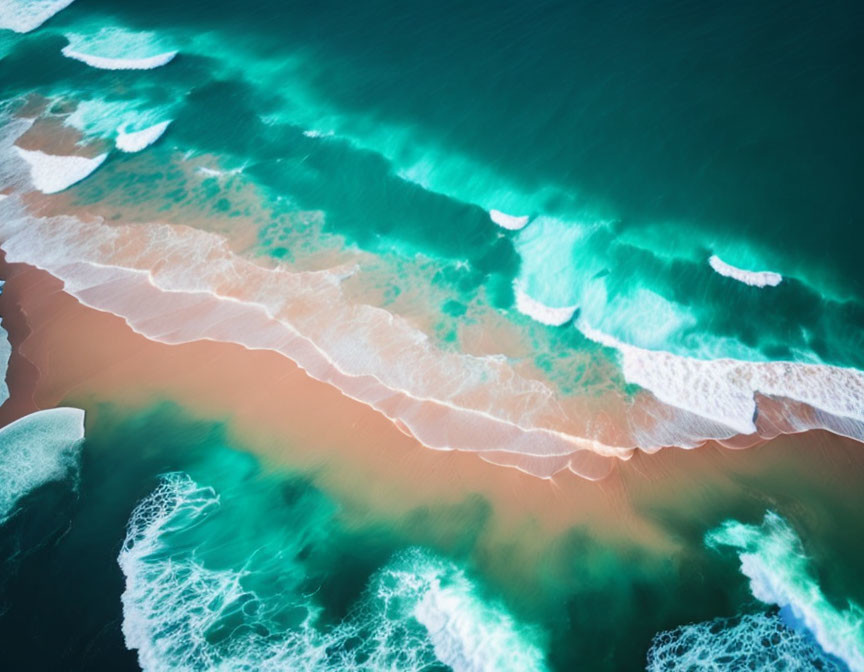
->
[0,408,85,524]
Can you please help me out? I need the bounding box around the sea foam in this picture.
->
[62,27,177,70]
[0,408,85,524]
[489,209,529,231]
[707,512,864,672]
[62,98,173,152]
[0,0,75,33]
[514,283,578,326]
[647,612,845,671]
[579,322,864,440]
[61,47,177,70]
[709,254,783,287]
[13,146,107,194]
[119,472,548,672]
[116,120,171,153]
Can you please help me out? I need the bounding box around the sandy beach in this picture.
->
[3,255,864,569]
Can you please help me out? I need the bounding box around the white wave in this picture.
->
[13,146,107,194]
[709,254,782,287]
[63,98,173,149]
[0,407,85,524]
[579,322,864,439]
[489,209,529,231]
[119,473,548,672]
[708,512,864,672]
[514,284,577,326]
[411,559,548,672]
[115,120,171,153]
[62,27,177,70]
[61,46,177,70]
[302,129,334,139]
[0,0,75,33]
[647,612,844,671]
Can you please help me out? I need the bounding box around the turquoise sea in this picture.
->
[1,0,864,669]
[1,402,863,671]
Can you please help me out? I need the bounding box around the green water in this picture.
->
[2,0,864,669]
[0,401,861,669]
[1,0,862,372]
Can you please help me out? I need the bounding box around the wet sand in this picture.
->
[2,255,864,572]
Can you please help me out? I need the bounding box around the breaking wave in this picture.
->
[116,120,171,153]
[0,408,85,524]
[707,512,864,672]
[62,27,177,70]
[708,254,783,288]
[119,471,548,672]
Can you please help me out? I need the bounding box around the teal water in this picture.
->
[2,0,864,669]
[1,0,862,371]
[0,402,862,670]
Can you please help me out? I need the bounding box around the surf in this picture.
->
[0,407,85,524]
[707,512,864,671]
[119,470,548,671]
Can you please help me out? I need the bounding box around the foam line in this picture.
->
[0,279,9,406]
[514,284,578,326]
[489,209,529,231]
[61,46,177,70]
[116,120,171,153]
[709,254,782,287]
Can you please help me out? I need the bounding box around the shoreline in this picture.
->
[2,256,864,565]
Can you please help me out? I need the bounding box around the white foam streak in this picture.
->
[13,146,107,194]
[61,46,177,70]
[709,254,782,287]
[647,612,844,671]
[0,0,75,33]
[489,209,529,231]
[116,120,171,153]
[514,285,577,326]
[119,475,548,671]
[708,512,864,672]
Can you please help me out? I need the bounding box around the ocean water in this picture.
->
[0,402,863,670]
[0,0,862,461]
[1,0,864,669]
